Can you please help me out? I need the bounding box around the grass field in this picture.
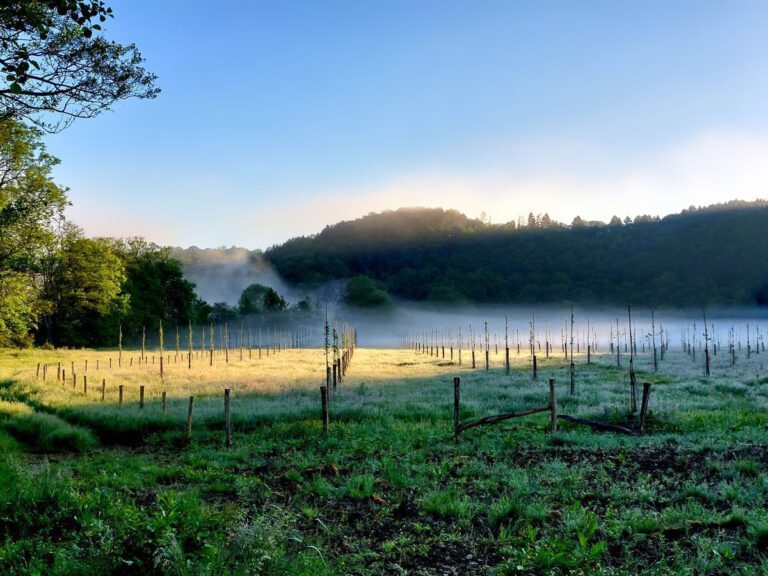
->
[1,343,768,574]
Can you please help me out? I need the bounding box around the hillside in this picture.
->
[264,202,768,307]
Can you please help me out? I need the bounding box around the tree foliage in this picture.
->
[0,1,158,131]
[0,118,66,270]
[39,224,126,346]
[0,117,66,345]
[109,238,207,339]
[343,275,392,308]
[238,283,288,315]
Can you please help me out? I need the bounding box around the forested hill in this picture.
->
[264,202,768,307]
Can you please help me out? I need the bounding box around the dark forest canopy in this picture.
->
[265,202,768,307]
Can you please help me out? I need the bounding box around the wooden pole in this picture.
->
[639,382,652,433]
[162,390,167,413]
[320,386,329,432]
[453,377,461,441]
[118,384,124,406]
[101,378,105,401]
[224,388,232,448]
[186,396,195,439]
[549,378,558,433]
[139,385,145,409]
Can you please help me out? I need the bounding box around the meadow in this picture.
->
[1,339,768,575]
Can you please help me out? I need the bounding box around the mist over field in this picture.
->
[170,244,768,350]
[332,302,768,349]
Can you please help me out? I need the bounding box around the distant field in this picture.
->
[1,344,768,574]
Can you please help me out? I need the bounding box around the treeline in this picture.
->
[265,205,768,307]
[0,119,300,348]
[0,123,207,349]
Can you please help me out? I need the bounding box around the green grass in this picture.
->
[0,345,768,573]
[0,400,96,452]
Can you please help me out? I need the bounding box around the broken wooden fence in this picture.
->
[453,378,652,440]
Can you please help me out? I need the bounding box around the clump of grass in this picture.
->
[422,489,470,519]
[345,474,375,500]
[304,475,334,497]
[0,401,96,452]
[733,459,761,477]
[489,495,525,528]
[750,522,768,552]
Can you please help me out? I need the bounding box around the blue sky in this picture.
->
[49,0,768,248]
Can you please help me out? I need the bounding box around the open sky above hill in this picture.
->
[48,0,768,248]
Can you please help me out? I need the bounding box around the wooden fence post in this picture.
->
[453,377,461,441]
[118,384,124,406]
[224,388,231,448]
[162,391,167,413]
[101,379,106,401]
[549,379,558,433]
[320,386,329,432]
[186,396,195,439]
[639,382,652,433]
[139,385,145,409]
[83,375,87,394]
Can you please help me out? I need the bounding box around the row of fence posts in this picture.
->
[320,343,356,432]
[33,344,295,382]
[33,368,229,446]
[35,349,346,448]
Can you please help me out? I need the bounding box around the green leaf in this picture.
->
[9,82,22,94]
